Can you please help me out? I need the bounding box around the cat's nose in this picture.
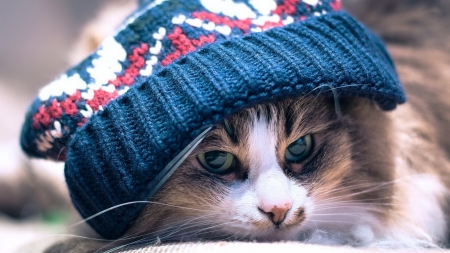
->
[254,167,293,225]
[259,201,292,225]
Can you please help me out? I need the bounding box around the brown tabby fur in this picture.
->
[127,97,396,240]
[44,0,450,252]
[351,0,450,242]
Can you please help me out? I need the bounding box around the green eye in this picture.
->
[198,151,235,173]
[285,135,313,163]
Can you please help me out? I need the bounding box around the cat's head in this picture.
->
[125,96,395,242]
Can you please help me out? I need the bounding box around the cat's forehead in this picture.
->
[230,97,332,121]
[221,97,335,139]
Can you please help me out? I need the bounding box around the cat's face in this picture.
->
[129,96,395,243]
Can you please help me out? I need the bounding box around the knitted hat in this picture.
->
[20,0,405,239]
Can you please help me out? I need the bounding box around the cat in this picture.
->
[122,94,449,248]
[47,94,450,252]
[44,0,450,252]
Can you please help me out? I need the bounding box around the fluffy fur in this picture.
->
[123,96,448,248]
[44,0,450,252]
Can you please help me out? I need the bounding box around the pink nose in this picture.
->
[259,202,292,225]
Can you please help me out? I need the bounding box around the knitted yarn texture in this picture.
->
[20,0,405,239]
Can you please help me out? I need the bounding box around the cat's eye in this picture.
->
[285,135,313,163]
[198,151,235,173]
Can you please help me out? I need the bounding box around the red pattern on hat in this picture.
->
[192,12,252,31]
[330,0,342,11]
[33,106,51,129]
[86,89,119,111]
[109,43,149,87]
[48,100,63,119]
[274,0,300,15]
[259,20,284,30]
[61,91,81,116]
[162,27,216,66]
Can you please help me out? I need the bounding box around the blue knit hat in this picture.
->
[20,0,405,239]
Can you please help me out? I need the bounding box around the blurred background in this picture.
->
[0,0,449,252]
[0,1,133,252]
[0,0,110,141]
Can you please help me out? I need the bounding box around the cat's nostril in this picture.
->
[259,202,292,225]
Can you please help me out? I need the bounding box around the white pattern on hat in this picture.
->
[252,14,280,26]
[118,86,130,96]
[38,73,87,101]
[282,16,294,25]
[152,27,166,40]
[150,40,162,55]
[51,121,64,138]
[186,18,203,28]
[87,37,126,87]
[202,22,216,31]
[140,56,158,76]
[101,84,116,93]
[172,14,186,25]
[81,89,95,100]
[80,104,94,119]
[200,0,257,19]
[303,0,319,6]
[215,25,232,36]
[249,0,277,15]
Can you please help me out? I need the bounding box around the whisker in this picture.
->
[37,234,113,242]
[95,213,222,252]
[312,205,391,213]
[101,237,154,253]
[175,220,240,239]
[67,201,214,229]
[142,215,228,240]
[310,212,377,216]
[314,197,395,207]
[312,181,388,198]
[306,219,360,225]
[313,183,396,203]
[124,217,217,242]
[311,177,401,197]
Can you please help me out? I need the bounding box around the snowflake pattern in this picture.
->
[24,0,341,160]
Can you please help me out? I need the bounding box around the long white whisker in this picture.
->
[37,234,113,242]
[312,181,389,198]
[306,219,360,225]
[67,201,212,229]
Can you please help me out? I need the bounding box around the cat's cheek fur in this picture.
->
[375,173,448,248]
